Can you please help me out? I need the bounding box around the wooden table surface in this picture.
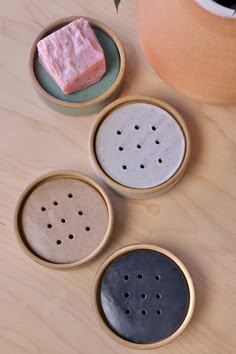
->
[0,1,235,353]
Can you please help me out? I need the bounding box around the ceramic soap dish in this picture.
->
[92,244,195,349]
[89,96,191,198]
[15,171,114,268]
[29,16,126,116]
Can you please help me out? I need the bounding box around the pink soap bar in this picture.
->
[37,18,106,94]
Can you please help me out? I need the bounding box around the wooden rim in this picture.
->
[29,16,126,109]
[14,170,114,269]
[92,243,195,349]
[89,96,191,197]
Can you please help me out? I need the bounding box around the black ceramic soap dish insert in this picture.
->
[92,244,195,349]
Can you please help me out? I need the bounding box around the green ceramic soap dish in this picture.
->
[29,17,126,116]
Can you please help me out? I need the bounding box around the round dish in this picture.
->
[92,244,195,349]
[14,170,114,269]
[89,96,191,199]
[29,17,126,116]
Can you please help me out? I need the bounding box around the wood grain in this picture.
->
[0,0,235,353]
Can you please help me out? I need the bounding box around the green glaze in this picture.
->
[34,28,120,104]
[36,85,122,116]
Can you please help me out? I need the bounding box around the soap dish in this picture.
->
[89,96,191,198]
[29,16,126,116]
[92,244,195,349]
[14,171,114,268]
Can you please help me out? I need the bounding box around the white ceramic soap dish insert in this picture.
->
[89,96,191,198]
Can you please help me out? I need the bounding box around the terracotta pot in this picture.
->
[137,0,236,103]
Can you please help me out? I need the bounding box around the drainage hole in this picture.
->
[155,140,160,145]
[156,293,161,299]
[137,144,141,149]
[138,274,143,279]
[124,292,130,298]
[140,164,145,169]
[68,193,73,198]
[152,126,156,131]
[155,275,161,280]
[122,165,127,170]
[141,293,147,299]
[47,224,52,229]
[141,310,147,316]
[41,207,46,212]
[78,211,83,216]
[134,125,139,130]
[61,218,66,223]
[117,130,121,135]
[124,275,129,281]
[125,309,131,315]
[119,147,123,151]
[68,234,74,240]
[158,159,163,164]
[53,201,58,206]
[156,309,162,315]
[57,240,61,245]
[85,226,90,232]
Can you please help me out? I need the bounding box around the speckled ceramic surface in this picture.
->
[15,171,114,268]
[99,249,190,344]
[92,244,195,349]
[95,103,185,189]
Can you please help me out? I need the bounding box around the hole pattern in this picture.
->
[42,191,92,249]
[121,273,163,317]
[115,125,163,171]
[100,249,190,343]
[95,103,186,190]
[23,175,110,267]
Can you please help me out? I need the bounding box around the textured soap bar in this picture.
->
[37,18,106,94]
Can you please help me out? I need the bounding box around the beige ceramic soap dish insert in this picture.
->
[15,170,114,269]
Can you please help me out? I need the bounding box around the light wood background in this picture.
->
[0,1,235,353]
